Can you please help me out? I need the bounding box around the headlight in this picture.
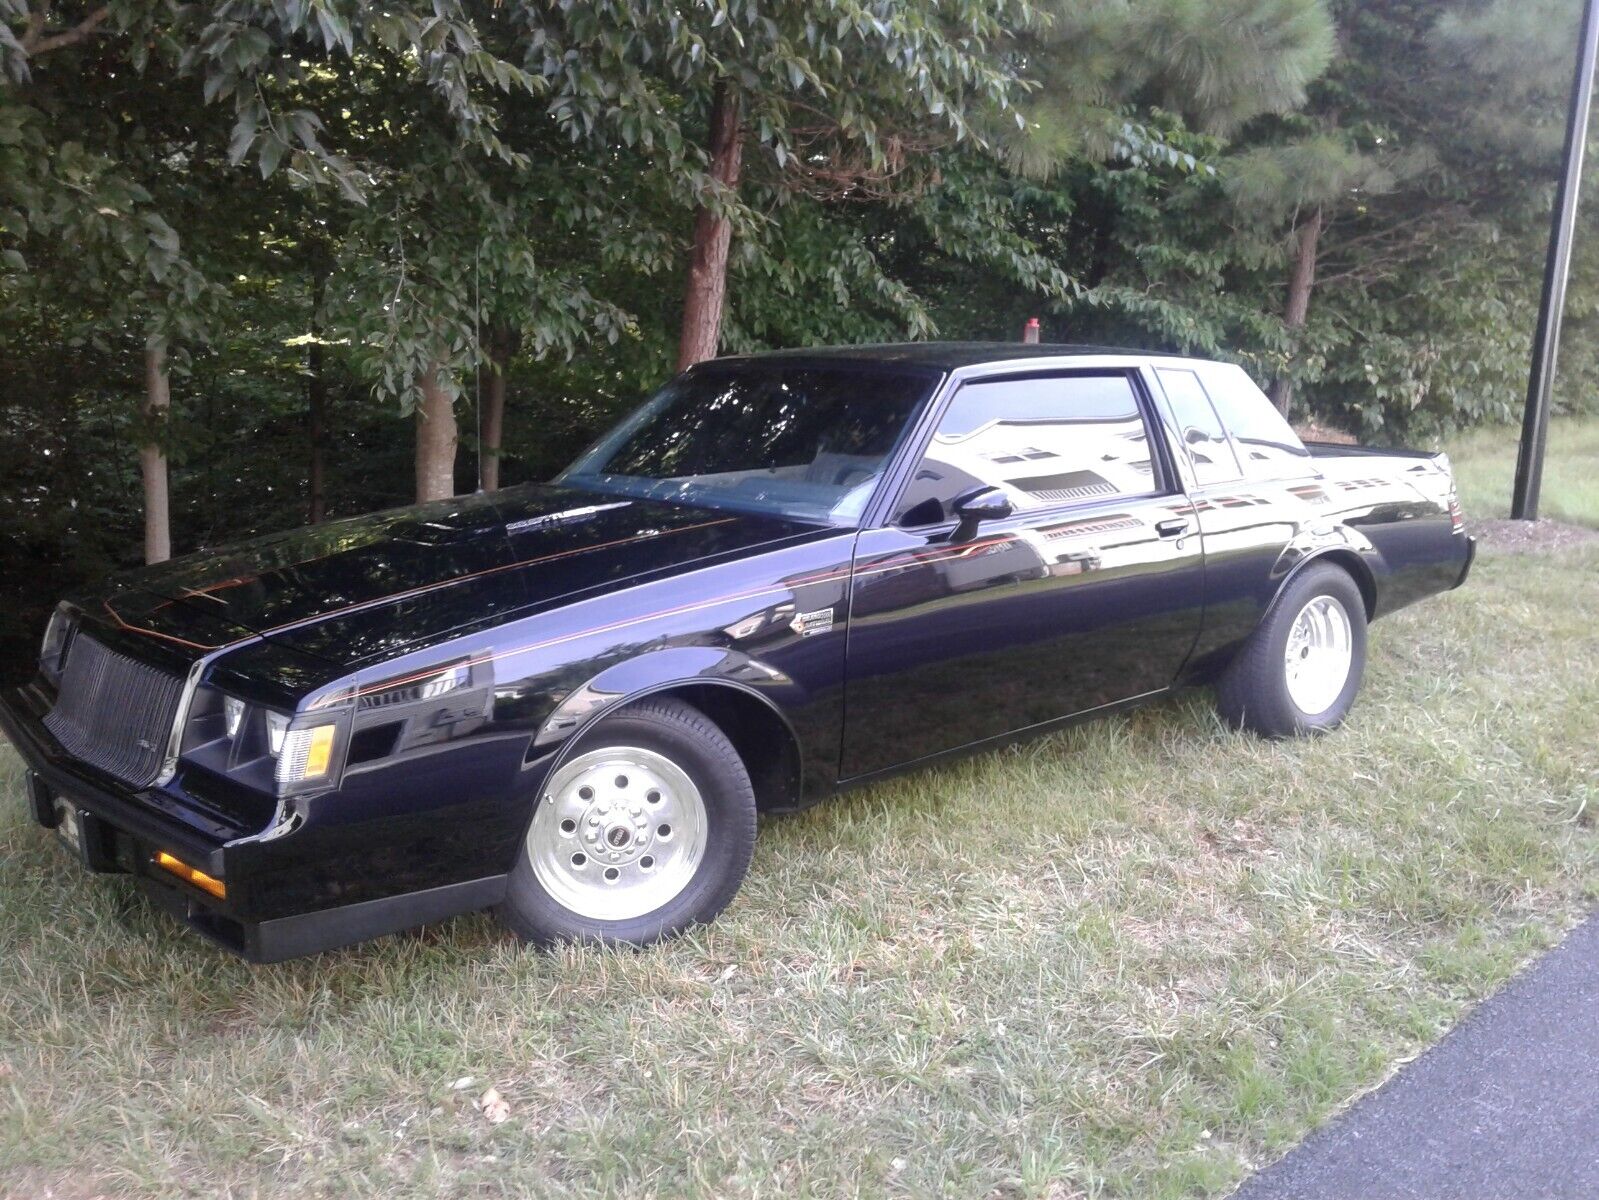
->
[265,711,289,756]
[223,695,246,739]
[181,688,339,795]
[275,724,337,784]
[201,692,293,761]
[39,605,74,679]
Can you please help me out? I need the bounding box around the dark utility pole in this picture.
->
[1512,0,1599,519]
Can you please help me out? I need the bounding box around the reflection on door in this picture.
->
[842,371,1206,778]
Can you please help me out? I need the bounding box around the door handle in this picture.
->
[1155,517,1191,539]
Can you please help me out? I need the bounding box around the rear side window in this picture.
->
[1197,363,1312,478]
[1155,368,1241,486]
[895,373,1156,525]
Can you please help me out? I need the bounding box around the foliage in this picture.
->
[525,0,1033,185]
[1001,0,1335,176]
[2,0,1598,675]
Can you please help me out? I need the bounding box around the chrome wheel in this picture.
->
[1283,594,1354,716]
[527,746,708,922]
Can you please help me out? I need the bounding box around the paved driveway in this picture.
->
[1234,910,1599,1199]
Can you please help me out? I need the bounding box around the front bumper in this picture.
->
[1,684,505,962]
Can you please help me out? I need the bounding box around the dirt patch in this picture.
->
[1471,518,1599,553]
[0,1169,121,1200]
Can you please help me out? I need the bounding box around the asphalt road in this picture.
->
[1233,910,1599,1200]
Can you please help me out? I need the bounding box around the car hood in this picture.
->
[94,485,821,668]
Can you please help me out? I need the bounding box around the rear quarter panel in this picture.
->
[1180,470,1466,681]
[1143,365,1470,680]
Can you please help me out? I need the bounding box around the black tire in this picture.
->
[497,696,757,947]
[1215,562,1368,738]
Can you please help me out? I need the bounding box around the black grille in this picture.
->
[43,635,186,788]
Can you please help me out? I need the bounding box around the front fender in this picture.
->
[528,643,806,759]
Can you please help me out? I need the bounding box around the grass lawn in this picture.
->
[1446,415,1599,527]
[1,542,1595,1198]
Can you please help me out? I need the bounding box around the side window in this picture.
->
[1155,368,1241,486]
[895,373,1156,526]
[1197,364,1312,478]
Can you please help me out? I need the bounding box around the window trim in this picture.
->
[875,366,1181,531]
[1152,366,1244,487]
[1191,362,1319,486]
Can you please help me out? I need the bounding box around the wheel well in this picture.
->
[1307,549,1377,619]
[1187,550,1377,688]
[643,683,803,813]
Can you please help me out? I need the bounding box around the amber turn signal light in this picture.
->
[154,851,226,899]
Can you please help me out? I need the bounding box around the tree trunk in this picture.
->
[481,326,514,492]
[677,81,744,371]
[306,338,327,523]
[141,342,171,564]
[1269,205,1324,414]
[307,273,329,523]
[415,363,457,503]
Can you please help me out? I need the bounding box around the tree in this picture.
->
[888,0,1338,390]
[1004,0,1340,415]
[2,21,231,561]
[3,0,568,509]
[478,324,517,492]
[1225,130,1399,410]
[1000,0,1335,176]
[526,0,1037,368]
[1235,0,1589,429]
[679,78,744,370]
[183,1,560,503]
[9,0,1599,688]
[139,340,171,560]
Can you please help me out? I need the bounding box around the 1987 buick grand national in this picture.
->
[1,345,1475,960]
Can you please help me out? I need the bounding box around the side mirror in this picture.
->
[950,485,1013,541]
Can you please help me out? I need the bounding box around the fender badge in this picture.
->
[790,607,835,637]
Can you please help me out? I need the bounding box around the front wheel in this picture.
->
[1215,563,1368,738]
[497,697,757,946]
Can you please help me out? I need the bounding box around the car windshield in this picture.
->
[558,362,936,524]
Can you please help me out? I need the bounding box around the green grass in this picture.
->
[2,544,1597,1199]
[1446,415,1599,527]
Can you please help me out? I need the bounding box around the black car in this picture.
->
[1,344,1475,960]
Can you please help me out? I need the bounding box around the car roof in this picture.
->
[707,341,1200,373]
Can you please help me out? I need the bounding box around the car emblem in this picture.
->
[790,607,834,637]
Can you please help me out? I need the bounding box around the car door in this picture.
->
[839,367,1206,779]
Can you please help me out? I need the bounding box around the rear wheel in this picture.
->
[1215,563,1368,738]
[498,697,756,946]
